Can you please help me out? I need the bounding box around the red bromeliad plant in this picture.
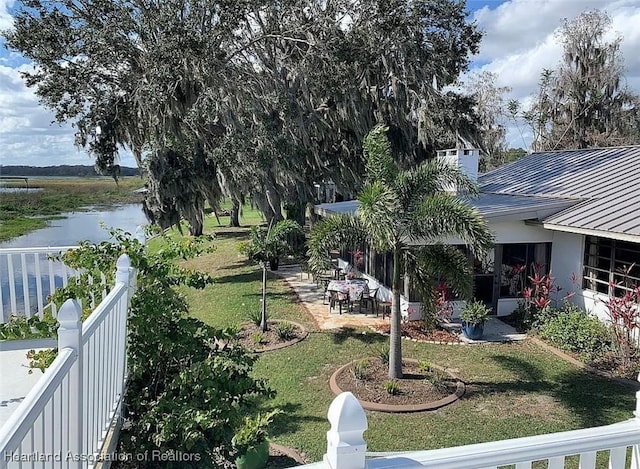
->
[605,282,640,371]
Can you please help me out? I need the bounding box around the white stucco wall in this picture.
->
[491,221,554,244]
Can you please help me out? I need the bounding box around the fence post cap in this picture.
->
[116,254,131,270]
[325,392,367,469]
[57,299,81,328]
[327,392,367,433]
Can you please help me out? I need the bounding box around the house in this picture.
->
[315,145,640,320]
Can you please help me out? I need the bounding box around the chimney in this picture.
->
[437,148,479,193]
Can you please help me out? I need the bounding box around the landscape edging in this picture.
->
[528,336,640,388]
[249,319,309,353]
[329,358,465,413]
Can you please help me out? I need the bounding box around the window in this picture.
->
[583,236,640,295]
[499,243,551,298]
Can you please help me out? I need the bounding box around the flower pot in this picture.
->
[462,321,484,340]
[236,440,270,469]
[269,257,279,271]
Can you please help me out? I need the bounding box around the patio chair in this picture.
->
[329,291,349,315]
[358,287,378,314]
[317,274,333,304]
[375,290,392,318]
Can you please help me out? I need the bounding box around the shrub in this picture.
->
[418,360,431,373]
[424,368,449,392]
[352,360,369,381]
[378,345,390,365]
[251,332,265,345]
[247,310,262,327]
[274,321,297,341]
[537,304,611,361]
[0,310,58,341]
[51,228,272,466]
[384,380,400,395]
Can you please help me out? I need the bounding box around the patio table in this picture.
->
[326,279,369,300]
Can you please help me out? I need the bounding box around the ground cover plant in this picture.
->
[183,207,638,463]
[0,177,143,241]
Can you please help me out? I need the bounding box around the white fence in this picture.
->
[299,388,640,469]
[0,254,135,468]
[0,246,79,322]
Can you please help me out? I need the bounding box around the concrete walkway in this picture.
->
[275,264,526,342]
[0,345,47,428]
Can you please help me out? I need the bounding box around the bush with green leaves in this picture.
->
[247,310,262,327]
[274,321,297,341]
[49,228,273,467]
[352,359,370,381]
[536,303,611,361]
[384,380,400,395]
[0,310,58,341]
[378,345,390,365]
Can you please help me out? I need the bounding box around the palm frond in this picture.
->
[307,214,367,274]
[356,182,398,251]
[397,159,479,210]
[410,194,494,256]
[363,124,398,186]
[405,244,474,300]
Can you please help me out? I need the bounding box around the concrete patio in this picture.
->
[275,264,526,343]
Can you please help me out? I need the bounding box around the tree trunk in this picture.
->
[264,179,284,222]
[285,202,306,226]
[388,247,403,379]
[261,263,268,332]
[254,192,274,223]
[230,198,241,227]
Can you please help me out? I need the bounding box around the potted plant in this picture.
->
[460,300,491,340]
[232,410,281,469]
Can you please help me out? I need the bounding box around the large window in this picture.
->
[583,236,640,295]
[499,243,551,298]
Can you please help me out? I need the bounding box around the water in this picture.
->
[0,204,149,248]
[0,204,149,319]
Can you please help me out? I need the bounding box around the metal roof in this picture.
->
[314,193,575,222]
[479,146,640,238]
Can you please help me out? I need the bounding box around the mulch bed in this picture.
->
[334,357,458,407]
[266,443,307,467]
[373,321,460,343]
[236,319,307,352]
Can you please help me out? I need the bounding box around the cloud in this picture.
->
[468,0,640,149]
[0,63,137,167]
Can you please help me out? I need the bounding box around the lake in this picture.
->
[0,204,149,319]
[0,204,149,248]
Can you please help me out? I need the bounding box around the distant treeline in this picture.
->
[0,165,140,177]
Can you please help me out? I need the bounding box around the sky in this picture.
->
[0,0,639,168]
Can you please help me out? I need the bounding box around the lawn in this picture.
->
[180,206,637,463]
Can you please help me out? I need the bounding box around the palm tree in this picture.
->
[308,125,494,379]
[241,219,305,332]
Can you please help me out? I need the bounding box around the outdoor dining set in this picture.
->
[314,265,389,316]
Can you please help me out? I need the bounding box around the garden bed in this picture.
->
[330,357,464,412]
[236,319,308,352]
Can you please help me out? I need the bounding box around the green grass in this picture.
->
[0,177,144,241]
[180,207,638,463]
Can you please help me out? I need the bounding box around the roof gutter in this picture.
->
[542,223,640,244]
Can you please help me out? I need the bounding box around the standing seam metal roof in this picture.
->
[478,146,640,237]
